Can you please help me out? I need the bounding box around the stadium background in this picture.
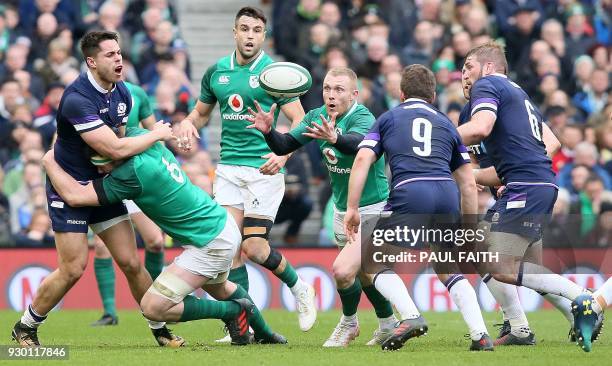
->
[0,0,610,312]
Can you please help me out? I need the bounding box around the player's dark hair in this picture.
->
[466,40,508,74]
[79,31,119,59]
[235,6,267,26]
[400,64,436,104]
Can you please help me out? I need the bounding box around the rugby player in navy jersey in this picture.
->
[458,70,588,346]
[456,41,597,351]
[11,31,182,348]
[346,64,493,351]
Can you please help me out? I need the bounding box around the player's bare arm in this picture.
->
[42,150,100,207]
[281,99,306,129]
[81,121,174,160]
[344,148,376,240]
[457,110,496,145]
[175,100,216,148]
[140,114,157,130]
[473,166,503,187]
[542,123,561,157]
[453,163,478,216]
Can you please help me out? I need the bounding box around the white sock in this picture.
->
[374,271,420,320]
[290,278,308,295]
[485,276,529,328]
[147,320,166,329]
[341,314,357,324]
[542,293,573,326]
[520,263,584,300]
[448,277,488,341]
[593,277,612,314]
[378,315,398,330]
[20,305,47,328]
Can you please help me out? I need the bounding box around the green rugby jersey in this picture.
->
[199,51,297,169]
[96,128,227,247]
[289,103,389,211]
[125,82,153,129]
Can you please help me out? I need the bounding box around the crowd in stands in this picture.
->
[0,0,610,248]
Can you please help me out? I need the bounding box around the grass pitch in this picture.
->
[1,309,610,365]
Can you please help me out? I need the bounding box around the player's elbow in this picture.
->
[63,192,85,207]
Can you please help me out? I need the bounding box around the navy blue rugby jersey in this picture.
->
[55,71,132,180]
[468,74,554,184]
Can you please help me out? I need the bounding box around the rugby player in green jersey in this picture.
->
[42,128,288,345]
[174,6,316,334]
[247,67,420,347]
[91,81,166,326]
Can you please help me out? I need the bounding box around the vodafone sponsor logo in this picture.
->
[7,265,54,311]
[228,94,244,112]
[281,265,335,311]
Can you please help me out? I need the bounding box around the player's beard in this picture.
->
[238,44,261,63]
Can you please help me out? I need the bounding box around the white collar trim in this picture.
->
[87,70,115,93]
[403,98,429,103]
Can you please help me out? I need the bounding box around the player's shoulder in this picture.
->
[347,103,375,124]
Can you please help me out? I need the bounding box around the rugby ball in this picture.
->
[259,62,312,98]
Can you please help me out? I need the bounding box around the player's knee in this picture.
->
[116,256,142,277]
[332,261,355,288]
[242,238,269,263]
[145,239,164,253]
[242,217,272,242]
[61,261,87,284]
[140,298,164,322]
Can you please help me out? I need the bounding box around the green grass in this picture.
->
[1,309,610,365]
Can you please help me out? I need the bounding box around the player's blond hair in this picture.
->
[326,67,358,89]
[466,41,509,74]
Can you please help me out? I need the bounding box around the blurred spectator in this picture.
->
[275,0,321,64]
[33,38,78,87]
[570,174,611,238]
[463,5,490,38]
[18,0,75,36]
[356,35,389,80]
[572,68,609,121]
[130,7,161,66]
[13,208,53,247]
[137,20,188,84]
[505,4,541,71]
[558,141,612,191]
[565,5,597,62]
[123,0,178,35]
[0,7,19,60]
[0,45,46,101]
[494,0,544,36]
[0,165,11,246]
[451,30,471,69]
[553,124,583,173]
[28,12,60,64]
[400,20,438,67]
[592,0,611,45]
[7,159,44,234]
[32,82,63,149]
[589,44,611,73]
[299,22,332,71]
[89,1,131,52]
[585,200,612,247]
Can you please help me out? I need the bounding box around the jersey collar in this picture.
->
[230,50,266,71]
[403,97,429,104]
[87,70,116,94]
[490,73,507,78]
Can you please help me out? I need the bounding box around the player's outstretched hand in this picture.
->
[152,121,177,142]
[344,208,361,243]
[303,113,338,143]
[246,101,276,134]
[175,118,200,151]
[260,153,287,175]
